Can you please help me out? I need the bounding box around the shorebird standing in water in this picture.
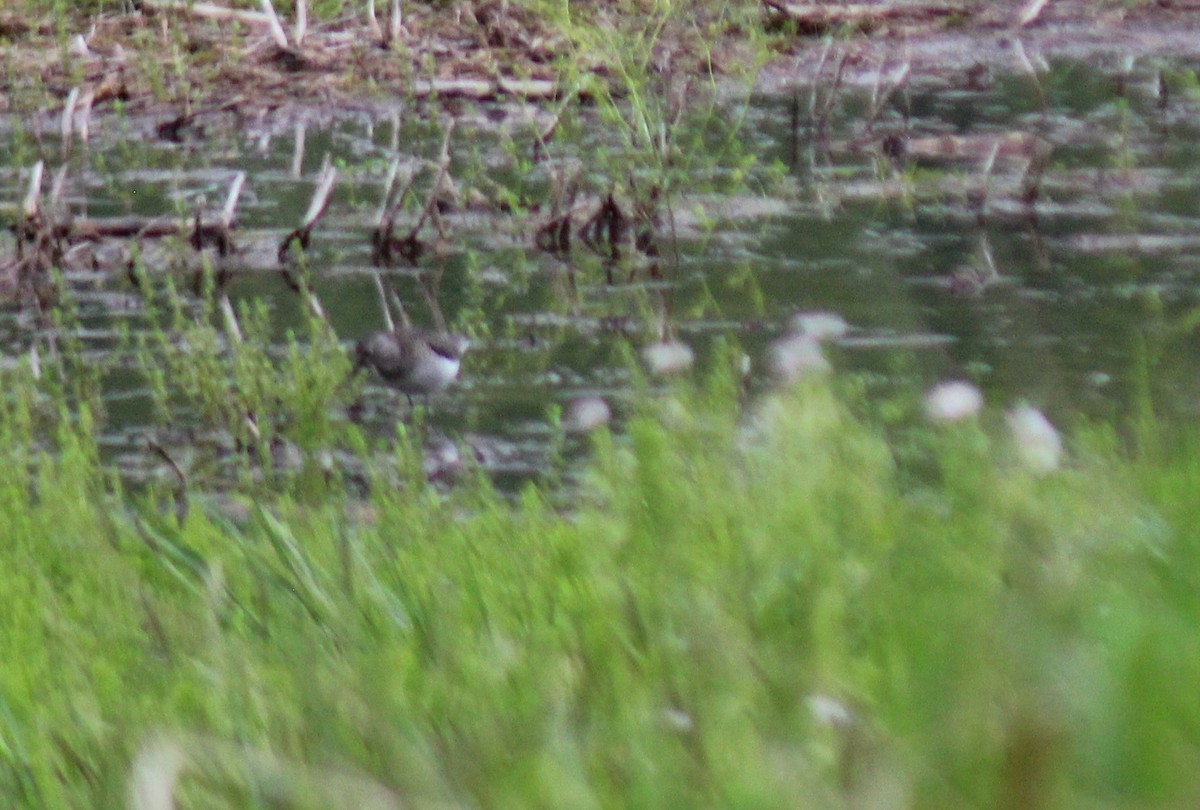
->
[352,327,469,404]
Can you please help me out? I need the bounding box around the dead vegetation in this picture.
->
[4,0,1200,139]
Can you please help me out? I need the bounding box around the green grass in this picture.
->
[2,357,1200,807]
[5,2,1200,806]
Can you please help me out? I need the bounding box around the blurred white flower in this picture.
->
[642,341,694,377]
[662,707,695,733]
[1007,402,1062,474]
[128,737,187,810]
[925,381,983,423]
[768,334,830,383]
[563,396,611,434]
[790,311,849,342]
[807,694,853,728]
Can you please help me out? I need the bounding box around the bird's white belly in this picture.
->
[406,354,460,393]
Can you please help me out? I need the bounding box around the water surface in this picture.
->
[3,58,1199,489]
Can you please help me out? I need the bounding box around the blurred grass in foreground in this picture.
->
[1,363,1198,808]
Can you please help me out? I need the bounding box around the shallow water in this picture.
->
[4,58,1200,489]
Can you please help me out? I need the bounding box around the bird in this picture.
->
[352,327,469,403]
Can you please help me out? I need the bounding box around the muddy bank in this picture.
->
[3,1,1200,126]
[758,0,1200,92]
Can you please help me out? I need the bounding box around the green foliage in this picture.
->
[0,360,1199,806]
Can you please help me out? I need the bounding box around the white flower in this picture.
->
[563,396,611,434]
[642,341,695,377]
[925,381,983,423]
[1007,403,1062,474]
[790,311,849,342]
[768,334,830,383]
[806,694,853,728]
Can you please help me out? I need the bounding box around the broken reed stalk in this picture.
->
[388,0,403,43]
[375,156,402,229]
[372,157,400,254]
[23,161,44,221]
[294,0,307,47]
[816,47,850,135]
[1018,0,1050,27]
[258,0,290,49]
[301,160,337,231]
[278,156,338,262]
[384,168,415,231]
[374,128,455,265]
[221,172,246,229]
[15,161,46,261]
[276,158,337,322]
[535,201,592,256]
[49,164,68,211]
[404,120,457,243]
[141,0,273,26]
[365,0,382,38]
[76,88,94,144]
[390,0,403,44]
[61,87,80,157]
[218,293,243,344]
[766,1,961,29]
[369,159,402,332]
[808,36,835,119]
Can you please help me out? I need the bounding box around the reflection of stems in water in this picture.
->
[1025,212,1049,273]
[789,89,801,170]
[812,39,849,139]
[1011,38,1047,113]
[1020,139,1051,206]
[972,139,1002,226]
[278,157,336,322]
[386,288,412,330]
[371,271,396,333]
[290,122,306,177]
[147,437,189,523]
[663,192,680,276]
[863,47,911,135]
